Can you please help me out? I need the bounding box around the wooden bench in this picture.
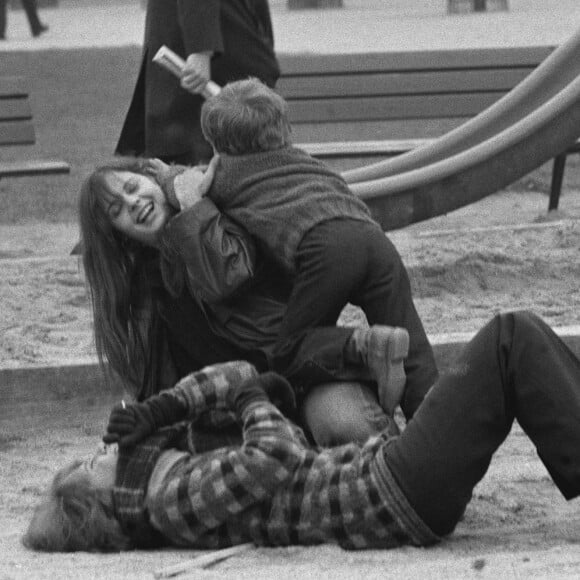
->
[0,76,70,181]
[278,47,578,211]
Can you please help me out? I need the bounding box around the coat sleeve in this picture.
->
[176,0,224,56]
[160,198,257,304]
[147,399,308,544]
[166,360,259,420]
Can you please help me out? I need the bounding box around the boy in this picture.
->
[153,78,437,416]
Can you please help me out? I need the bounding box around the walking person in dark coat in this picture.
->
[0,0,48,39]
[116,0,280,165]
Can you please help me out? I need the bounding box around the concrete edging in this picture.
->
[2,327,580,430]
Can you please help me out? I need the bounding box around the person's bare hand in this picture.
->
[174,155,220,209]
[181,52,212,94]
[145,157,172,182]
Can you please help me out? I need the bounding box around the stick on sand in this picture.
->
[153,543,254,578]
[153,45,221,99]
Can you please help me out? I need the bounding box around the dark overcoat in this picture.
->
[116,0,280,164]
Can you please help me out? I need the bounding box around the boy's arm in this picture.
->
[148,156,217,211]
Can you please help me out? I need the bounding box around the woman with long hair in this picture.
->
[76,157,437,445]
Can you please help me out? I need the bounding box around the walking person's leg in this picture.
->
[21,0,46,37]
[0,0,8,39]
[380,311,580,537]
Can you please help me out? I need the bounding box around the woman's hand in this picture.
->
[174,154,220,209]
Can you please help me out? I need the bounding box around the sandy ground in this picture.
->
[2,187,580,578]
[2,189,580,369]
[2,1,580,576]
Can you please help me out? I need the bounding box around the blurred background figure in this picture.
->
[115,0,280,166]
[0,0,48,40]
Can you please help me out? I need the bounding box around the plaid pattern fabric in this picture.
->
[113,361,257,547]
[168,360,259,423]
[113,427,182,548]
[116,361,438,550]
[147,404,438,550]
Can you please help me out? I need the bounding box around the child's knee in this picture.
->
[300,381,392,446]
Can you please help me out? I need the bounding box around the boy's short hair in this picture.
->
[201,77,292,155]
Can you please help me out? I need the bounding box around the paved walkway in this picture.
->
[0,0,579,53]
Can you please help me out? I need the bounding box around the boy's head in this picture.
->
[201,78,292,155]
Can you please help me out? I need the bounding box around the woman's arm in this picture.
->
[160,197,258,303]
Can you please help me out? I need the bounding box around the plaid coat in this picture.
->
[114,362,439,550]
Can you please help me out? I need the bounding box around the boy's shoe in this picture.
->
[366,326,409,416]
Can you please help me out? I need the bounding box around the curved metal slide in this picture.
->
[342,27,580,231]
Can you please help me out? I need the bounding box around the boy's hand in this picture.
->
[174,155,219,209]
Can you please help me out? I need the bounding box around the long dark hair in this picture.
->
[78,158,166,399]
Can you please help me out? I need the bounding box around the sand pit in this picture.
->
[1,191,579,368]
[2,189,580,578]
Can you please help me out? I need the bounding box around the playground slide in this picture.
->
[343,29,580,231]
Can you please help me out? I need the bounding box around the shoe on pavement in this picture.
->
[32,24,49,38]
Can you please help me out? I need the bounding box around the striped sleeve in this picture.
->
[157,361,258,421]
[148,401,307,544]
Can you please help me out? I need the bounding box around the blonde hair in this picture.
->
[22,461,130,552]
[201,77,292,155]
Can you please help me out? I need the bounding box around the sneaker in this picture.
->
[366,326,409,416]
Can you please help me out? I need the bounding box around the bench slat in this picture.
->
[0,160,70,178]
[0,76,30,98]
[0,121,35,145]
[279,46,554,75]
[279,69,532,100]
[288,93,502,123]
[0,75,69,181]
[0,98,32,121]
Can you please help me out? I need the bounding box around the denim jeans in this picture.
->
[382,311,580,536]
[274,219,439,420]
[300,380,399,447]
